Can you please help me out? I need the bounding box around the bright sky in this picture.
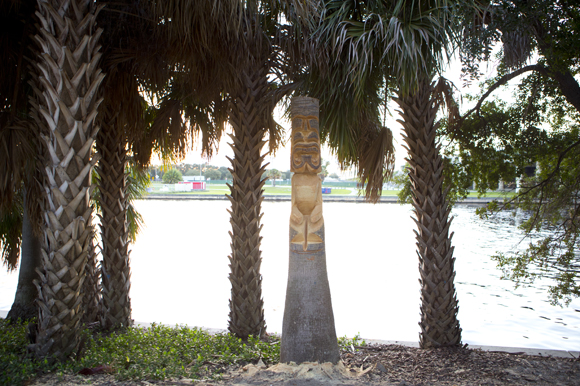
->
[165,48,515,179]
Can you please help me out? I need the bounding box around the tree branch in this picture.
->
[461,64,548,121]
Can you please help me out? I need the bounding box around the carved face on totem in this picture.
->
[291,115,321,174]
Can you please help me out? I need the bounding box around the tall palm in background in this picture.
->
[0,0,44,321]
[219,3,286,340]
[92,1,159,330]
[317,0,462,348]
[156,0,397,339]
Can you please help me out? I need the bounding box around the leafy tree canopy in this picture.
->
[441,0,580,305]
[162,169,183,184]
[204,169,222,181]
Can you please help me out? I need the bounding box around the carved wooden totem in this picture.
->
[280,97,340,364]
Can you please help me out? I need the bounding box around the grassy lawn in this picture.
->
[147,183,353,196]
[146,182,514,199]
[465,191,516,198]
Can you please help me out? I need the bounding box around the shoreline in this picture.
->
[142,194,501,205]
[2,310,574,359]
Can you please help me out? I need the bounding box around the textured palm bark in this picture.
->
[96,110,131,329]
[227,68,268,340]
[81,238,100,324]
[32,0,104,360]
[396,81,461,349]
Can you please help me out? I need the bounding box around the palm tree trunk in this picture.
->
[32,0,104,360]
[81,238,100,324]
[7,193,42,322]
[396,80,461,349]
[227,68,269,340]
[96,110,132,329]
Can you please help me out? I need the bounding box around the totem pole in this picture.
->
[280,97,340,364]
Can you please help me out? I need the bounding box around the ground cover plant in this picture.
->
[0,319,280,385]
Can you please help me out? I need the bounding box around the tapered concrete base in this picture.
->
[280,225,340,364]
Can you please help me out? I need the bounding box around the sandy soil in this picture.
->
[27,344,580,386]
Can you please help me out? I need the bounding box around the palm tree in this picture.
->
[31,0,105,359]
[1,0,50,322]
[316,0,462,348]
[90,0,235,330]
[92,1,156,329]
[267,169,282,186]
[151,0,395,340]
[225,1,401,339]
[154,1,284,340]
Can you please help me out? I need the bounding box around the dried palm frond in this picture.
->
[357,124,395,203]
[432,76,461,129]
[0,124,32,211]
[0,192,23,271]
[502,28,532,70]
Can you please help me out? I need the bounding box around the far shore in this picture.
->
[142,193,506,205]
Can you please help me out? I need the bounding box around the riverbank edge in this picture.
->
[2,311,575,359]
[142,194,503,205]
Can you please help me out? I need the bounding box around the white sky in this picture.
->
[162,48,516,179]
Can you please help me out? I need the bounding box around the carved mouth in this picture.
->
[294,144,320,154]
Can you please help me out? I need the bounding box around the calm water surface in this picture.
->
[1,200,579,351]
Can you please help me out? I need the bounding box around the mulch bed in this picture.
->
[28,344,580,385]
[342,343,580,385]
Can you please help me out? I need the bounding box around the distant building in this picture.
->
[178,181,206,191]
[183,176,205,182]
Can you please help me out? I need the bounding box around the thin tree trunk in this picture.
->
[97,109,132,329]
[280,97,340,364]
[32,0,104,360]
[7,193,42,322]
[396,81,461,349]
[227,68,268,340]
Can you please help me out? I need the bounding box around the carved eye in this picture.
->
[293,155,302,164]
[307,132,318,140]
[312,154,319,164]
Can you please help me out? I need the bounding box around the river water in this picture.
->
[1,199,579,351]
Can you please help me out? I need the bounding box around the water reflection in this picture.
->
[0,200,578,351]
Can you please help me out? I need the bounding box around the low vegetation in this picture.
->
[0,319,279,385]
[0,318,366,386]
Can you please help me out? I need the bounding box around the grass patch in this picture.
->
[263,186,292,194]
[465,191,516,198]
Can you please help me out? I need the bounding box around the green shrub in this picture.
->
[75,324,280,380]
[0,319,54,386]
[1,320,365,383]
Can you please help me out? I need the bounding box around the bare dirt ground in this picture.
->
[28,344,580,386]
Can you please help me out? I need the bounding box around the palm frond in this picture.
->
[502,28,532,70]
[0,190,22,271]
[433,76,461,129]
[357,124,395,202]
[318,0,458,96]
[126,160,149,243]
